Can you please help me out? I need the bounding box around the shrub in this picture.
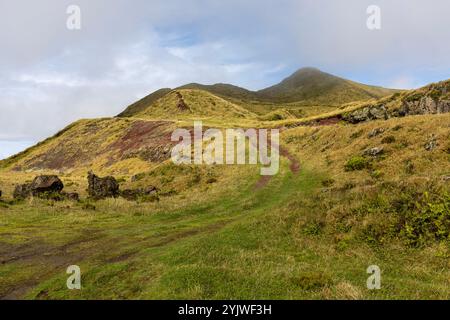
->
[302,220,324,236]
[370,170,383,179]
[362,224,389,245]
[404,93,422,102]
[38,191,65,201]
[345,156,370,171]
[400,192,450,247]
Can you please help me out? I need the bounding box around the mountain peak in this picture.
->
[292,66,323,74]
[280,67,335,85]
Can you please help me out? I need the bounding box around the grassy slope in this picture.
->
[256,68,395,104]
[119,68,397,119]
[135,89,257,121]
[0,113,449,299]
[118,88,172,118]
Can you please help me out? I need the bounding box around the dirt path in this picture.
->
[0,219,233,300]
[254,143,300,190]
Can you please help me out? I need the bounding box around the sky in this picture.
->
[0,0,449,159]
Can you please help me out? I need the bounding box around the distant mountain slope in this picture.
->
[178,83,258,101]
[256,67,395,104]
[135,89,257,120]
[118,67,398,118]
[118,88,172,117]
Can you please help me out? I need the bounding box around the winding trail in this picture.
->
[254,143,300,190]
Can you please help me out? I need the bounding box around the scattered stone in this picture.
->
[87,171,119,199]
[363,147,384,157]
[424,135,438,151]
[368,128,385,138]
[13,183,32,199]
[120,186,159,201]
[442,175,450,182]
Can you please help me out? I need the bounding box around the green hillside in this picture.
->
[118,68,398,119]
[118,88,172,118]
[257,67,395,104]
[0,70,449,300]
[135,89,257,121]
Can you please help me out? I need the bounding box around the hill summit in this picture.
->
[118,67,397,118]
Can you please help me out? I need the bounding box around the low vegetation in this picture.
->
[0,70,449,300]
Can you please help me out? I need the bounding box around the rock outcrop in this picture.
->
[13,175,64,199]
[87,171,119,199]
[394,97,450,117]
[342,80,450,124]
[342,104,388,124]
[175,91,189,111]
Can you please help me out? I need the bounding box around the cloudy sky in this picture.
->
[0,0,449,159]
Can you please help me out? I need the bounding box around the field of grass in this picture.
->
[0,112,449,299]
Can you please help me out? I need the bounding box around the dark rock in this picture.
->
[13,175,64,200]
[29,175,64,196]
[13,183,32,199]
[363,147,384,157]
[368,128,385,138]
[343,105,388,124]
[0,190,2,198]
[396,97,450,117]
[87,171,119,199]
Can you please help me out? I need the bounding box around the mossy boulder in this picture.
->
[87,171,119,199]
[13,175,64,199]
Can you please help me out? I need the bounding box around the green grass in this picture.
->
[1,156,448,299]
